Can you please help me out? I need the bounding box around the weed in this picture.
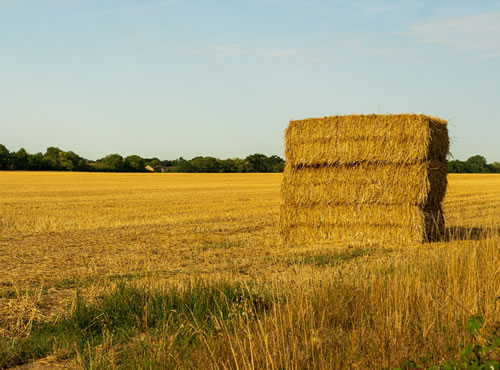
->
[398,301,500,370]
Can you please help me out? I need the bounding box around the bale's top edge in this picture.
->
[288,114,447,126]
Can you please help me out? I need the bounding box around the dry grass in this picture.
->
[0,172,499,368]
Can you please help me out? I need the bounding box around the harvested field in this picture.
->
[0,172,499,368]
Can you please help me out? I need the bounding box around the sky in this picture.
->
[1,0,499,161]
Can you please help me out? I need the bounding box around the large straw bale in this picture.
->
[280,113,449,246]
[285,114,448,166]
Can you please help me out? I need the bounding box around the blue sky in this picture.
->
[1,0,499,161]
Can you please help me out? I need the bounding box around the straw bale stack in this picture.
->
[280,114,449,246]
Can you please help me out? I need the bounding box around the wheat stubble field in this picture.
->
[0,172,499,369]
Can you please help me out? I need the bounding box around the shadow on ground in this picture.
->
[445,226,500,241]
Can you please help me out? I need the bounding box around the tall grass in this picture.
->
[2,235,498,369]
[0,281,272,368]
[200,237,500,369]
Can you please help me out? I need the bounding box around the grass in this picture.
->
[281,246,392,267]
[202,241,243,250]
[0,172,499,368]
[0,281,272,368]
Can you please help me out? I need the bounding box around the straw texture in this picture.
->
[285,114,449,166]
[282,162,447,208]
[280,114,448,246]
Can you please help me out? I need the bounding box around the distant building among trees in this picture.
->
[0,144,285,173]
[1,143,497,173]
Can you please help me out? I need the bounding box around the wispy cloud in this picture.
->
[403,12,500,56]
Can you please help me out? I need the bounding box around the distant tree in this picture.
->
[219,159,238,173]
[268,155,285,172]
[27,152,48,171]
[160,159,175,167]
[11,148,29,170]
[124,155,146,172]
[0,144,11,169]
[246,154,271,172]
[190,156,222,173]
[69,151,88,171]
[175,157,193,172]
[99,154,125,172]
[465,155,491,173]
[245,154,285,172]
[448,159,467,173]
[57,151,87,171]
[490,162,500,173]
[43,147,63,170]
[233,158,249,173]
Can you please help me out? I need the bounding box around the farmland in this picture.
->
[0,172,499,368]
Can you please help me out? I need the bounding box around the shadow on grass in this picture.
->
[445,226,500,241]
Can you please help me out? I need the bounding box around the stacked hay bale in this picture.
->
[280,114,449,246]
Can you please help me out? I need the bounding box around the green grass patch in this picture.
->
[0,290,17,299]
[0,281,272,368]
[202,241,242,250]
[283,247,392,267]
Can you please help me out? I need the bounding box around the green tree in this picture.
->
[27,153,48,170]
[190,156,222,173]
[124,155,146,172]
[57,151,77,171]
[67,151,88,171]
[489,161,500,173]
[465,155,491,173]
[246,154,271,172]
[233,158,249,173]
[11,148,30,170]
[219,159,238,173]
[99,154,125,172]
[268,155,285,172]
[448,159,467,173]
[43,147,63,170]
[175,157,193,172]
[0,144,11,170]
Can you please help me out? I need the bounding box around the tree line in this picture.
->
[0,144,285,173]
[448,155,500,173]
[1,144,498,174]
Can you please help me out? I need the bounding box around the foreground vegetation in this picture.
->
[0,173,499,368]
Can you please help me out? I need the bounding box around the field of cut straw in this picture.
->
[0,172,499,368]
